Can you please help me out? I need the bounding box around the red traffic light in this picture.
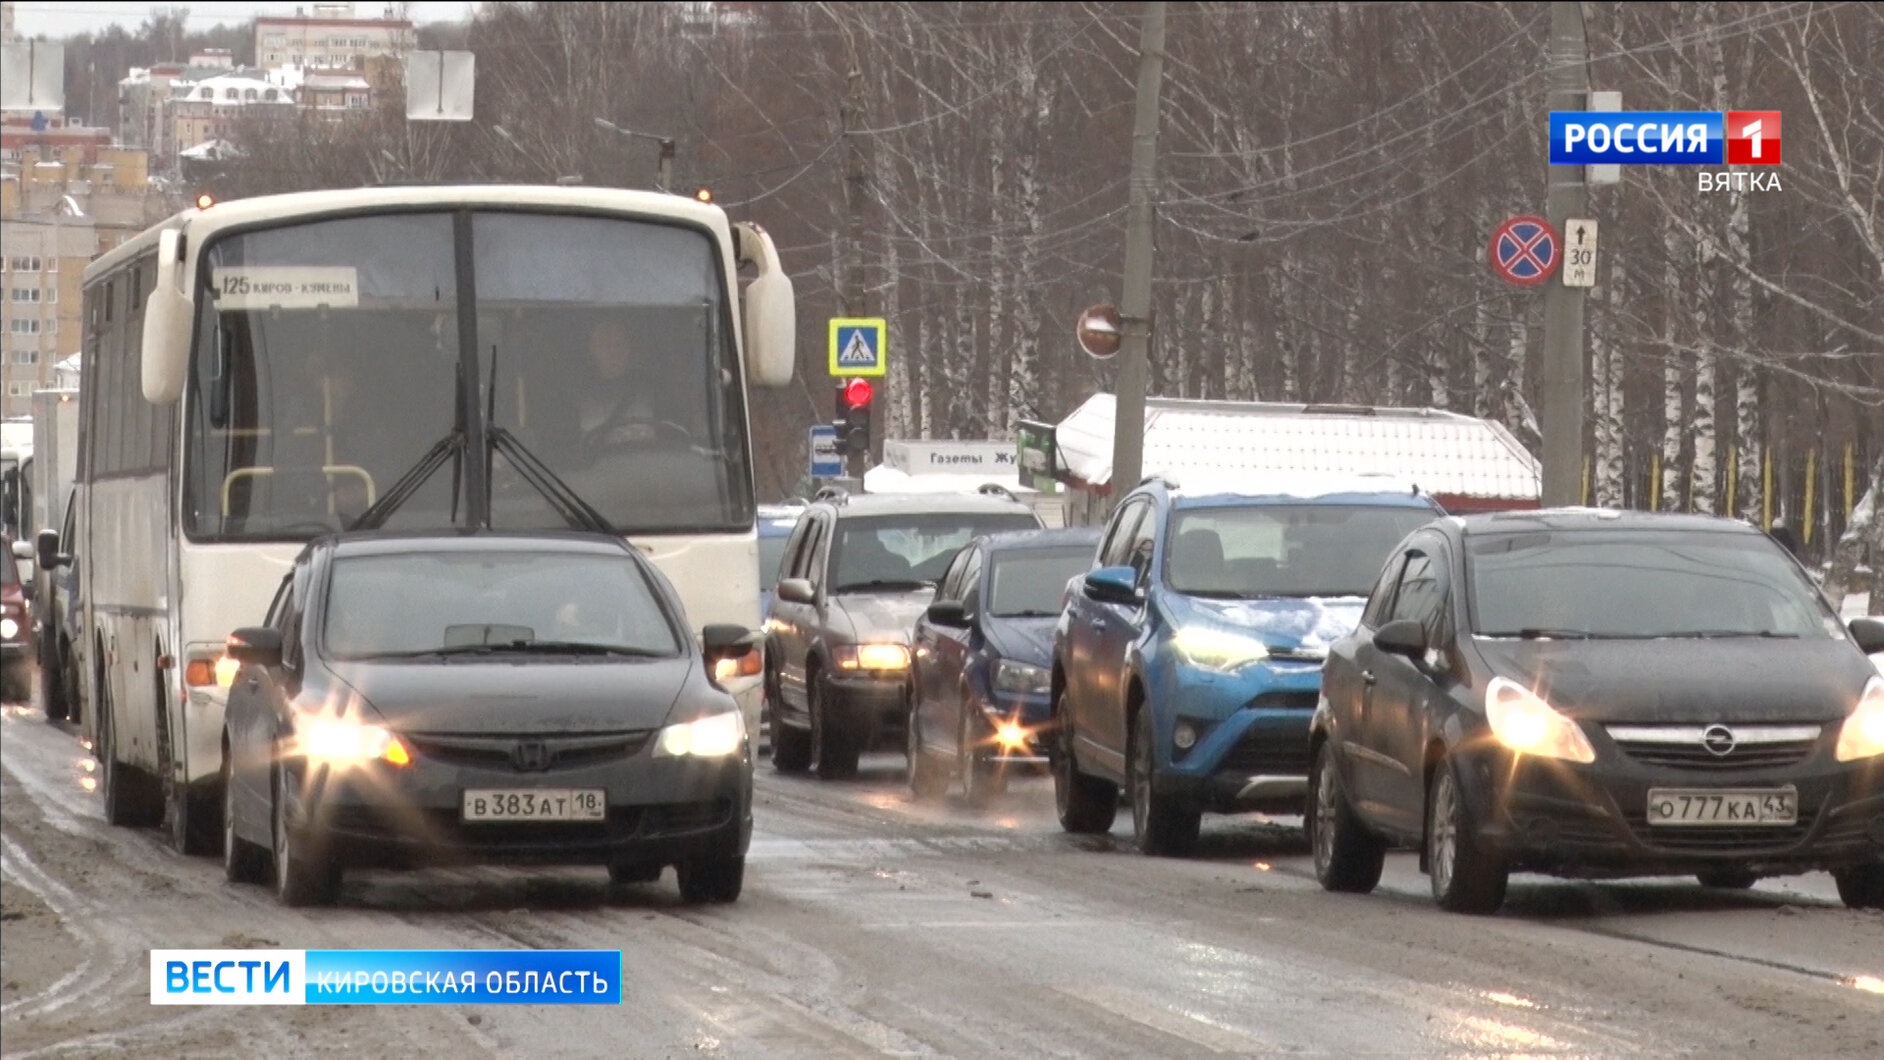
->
[843,378,874,408]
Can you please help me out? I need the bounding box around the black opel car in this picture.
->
[221,531,758,906]
[1309,509,1884,914]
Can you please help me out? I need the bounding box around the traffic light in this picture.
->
[835,378,873,455]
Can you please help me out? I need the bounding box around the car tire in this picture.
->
[272,769,340,908]
[1426,756,1507,914]
[1696,868,1758,890]
[160,689,220,857]
[676,855,744,904]
[1832,864,1884,910]
[38,637,68,722]
[811,669,860,781]
[1309,740,1385,893]
[960,706,1006,809]
[0,662,29,705]
[770,669,814,773]
[1129,708,1200,857]
[97,684,162,828]
[607,862,664,886]
[1052,688,1118,834]
[222,753,268,885]
[905,692,949,800]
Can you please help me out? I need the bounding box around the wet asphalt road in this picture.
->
[3,699,1881,1059]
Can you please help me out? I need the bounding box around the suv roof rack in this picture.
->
[813,485,850,504]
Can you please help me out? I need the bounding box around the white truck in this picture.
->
[26,389,79,549]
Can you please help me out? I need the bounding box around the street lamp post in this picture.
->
[593,117,675,193]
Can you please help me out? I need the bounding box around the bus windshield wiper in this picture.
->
[348,430,464,531]
[486,427,619,536]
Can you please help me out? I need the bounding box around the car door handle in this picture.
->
[1361,670,1377,687]
[1087,616,1108,630]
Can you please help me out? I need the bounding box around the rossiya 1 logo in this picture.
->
[1549,109,1781,193]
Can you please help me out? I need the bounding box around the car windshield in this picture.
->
[1166,504,1436,598]
[1468,530,1838,639]
[323,550,684,660]
[831,511,1040,590]
[988,546,1095,616]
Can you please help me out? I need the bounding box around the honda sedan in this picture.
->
[221,531,757,906]
[1309,509,1884,914]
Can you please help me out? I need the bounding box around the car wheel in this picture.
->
[38,638,68,721]
[1129,708,1200,857]
[63,644,83,727]
[97,685,161,828]
[905,691,949,800]
[272,769,340,907]
[676,855,744,904]
[607,862,663,886]
[1309,740,1385,893]
[1,662,30,705]
[960,706,1006,808]
[1426,756,1507,914]
[769,671,813,774]
[222,752,268,885]
[1832,864,1884,910]
[1696,868,1758,890]
[160,689,220,857]
[1052,688,1118,834]
[811,669,859,781]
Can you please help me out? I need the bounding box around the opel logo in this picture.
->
[513,740,551,772]
[1701,725,1736,757]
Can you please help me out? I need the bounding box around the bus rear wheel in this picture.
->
[98,683,162,828]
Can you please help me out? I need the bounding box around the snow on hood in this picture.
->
[1177,594,1368,652]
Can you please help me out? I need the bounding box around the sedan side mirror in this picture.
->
[702,623,759,656]
[776,578,816,606]
[35,528,70,571]
[925,599,970,628]
[1083,565,1142,606]
[226,626,284,669]
[1851,616,1884,656]
[1373,618,1429,659]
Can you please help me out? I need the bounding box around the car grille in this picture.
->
[1624,813,1814,852]
[1248,691,1319,712]
[403,730,654,773]
[1218,735,1311,776]
[1607,725,1820,771]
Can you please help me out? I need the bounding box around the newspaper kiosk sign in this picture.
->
[1488,216,1560,287]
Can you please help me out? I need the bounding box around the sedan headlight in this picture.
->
[1484,676,1595,764]
[1835,676,1884,762]
[297,715,411,767]
[0,617,18,640]
[993,659,1051,696]
[834,643,910,672]
[655,710,745,758]
[1170,626,1270,674]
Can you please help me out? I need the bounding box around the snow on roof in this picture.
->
[862,465,1036,496]
[1054,393,1541,502]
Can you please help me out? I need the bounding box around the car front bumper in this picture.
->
[1149,665,1322,814]
[288,746,753,871]
[1453,744,1884,879]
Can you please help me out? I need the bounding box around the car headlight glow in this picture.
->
[1170,626,1270,674]
[836,643,910,671]
[297,715,410,767]
[1484,676,1595,764]
[1835,676,1884,762]
[655,710,745,758]
[993,659,1051,696]
[0,617,17,640]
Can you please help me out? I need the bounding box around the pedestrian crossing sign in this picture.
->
[828,317,887,378]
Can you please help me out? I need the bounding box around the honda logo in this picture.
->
[512,740,551,772]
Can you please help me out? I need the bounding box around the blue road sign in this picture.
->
[809,425,842,477]
[828,317,887,377]
[1489,215,1559,287]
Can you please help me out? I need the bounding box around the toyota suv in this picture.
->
[1051,473,1444,855]
[764,487,1043,779]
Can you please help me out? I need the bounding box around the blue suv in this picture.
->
[1051,474,1445,855]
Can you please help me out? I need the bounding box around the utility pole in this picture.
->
[1540,0,1590,506]
[841,65,870,479]
[1109,1,1167,508]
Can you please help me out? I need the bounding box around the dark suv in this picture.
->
[764,488,1043,779]
[1052,474,1444,855]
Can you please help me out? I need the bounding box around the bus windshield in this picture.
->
[182,209,752,542]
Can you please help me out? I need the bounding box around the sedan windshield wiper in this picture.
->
[1662,630,1800,640]
[832,579,934,593]
[992,609,1061,618]
[505,641,673,657]
[1478,628,1649,640]
[353,644,502,659]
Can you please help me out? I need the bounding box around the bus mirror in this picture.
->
[734,222,795,388]
[141,227,193,405]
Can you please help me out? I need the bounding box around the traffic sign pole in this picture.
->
[1541,0,1591,508]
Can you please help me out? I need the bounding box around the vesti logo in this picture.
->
[1550,109,1782,193]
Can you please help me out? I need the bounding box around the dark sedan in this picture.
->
[221,531,758,906]
[907,526,1103,805]
[1309,509,1884,914]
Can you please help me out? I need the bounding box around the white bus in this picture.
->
[44,185,795,850]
